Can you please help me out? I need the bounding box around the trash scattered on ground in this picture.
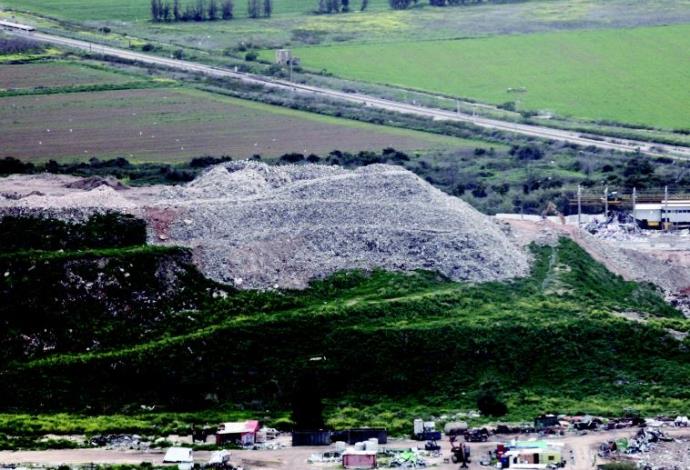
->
[89,434,149,450]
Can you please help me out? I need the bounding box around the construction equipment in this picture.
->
[449,436,471,465]
[541,201,565,225]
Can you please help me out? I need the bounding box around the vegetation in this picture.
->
[4,135,687,215]
[290,24,690,129]
[150,0,237,22]
[0,213,146,251]
[1,234,688,432]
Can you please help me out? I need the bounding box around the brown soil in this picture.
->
[0,88,454,162]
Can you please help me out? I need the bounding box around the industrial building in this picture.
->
[633,201,690,229]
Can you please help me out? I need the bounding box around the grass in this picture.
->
[287,24,690,129]
[2,237,689,437]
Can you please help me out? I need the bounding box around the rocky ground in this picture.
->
[0,162,530,289]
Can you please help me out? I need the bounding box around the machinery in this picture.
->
[449,436,471,465]
[541,201,565,225]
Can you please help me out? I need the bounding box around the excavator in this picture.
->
[541,201,565,225]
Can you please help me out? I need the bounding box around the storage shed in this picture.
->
[216,420,260,446]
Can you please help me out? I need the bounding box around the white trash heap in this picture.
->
[0,162,530,289]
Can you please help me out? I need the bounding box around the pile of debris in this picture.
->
[89,434,150,450]
[158,162,530,288]
[584,218,643,241]
[0,162,531,289]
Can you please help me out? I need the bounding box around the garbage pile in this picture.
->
[584,218,643,241]
[625,429,670,454]
[0,162,531,289]
[89,434,150,450]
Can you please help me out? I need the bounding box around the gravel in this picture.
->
[0,162,530,289]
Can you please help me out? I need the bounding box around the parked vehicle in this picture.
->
[465,428,490,442]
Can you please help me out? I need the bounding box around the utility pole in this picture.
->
[664,185,669,231]
[604,185,609,218]
[288,58,293,82]
[632,187,637,224]
[577,184,582,230]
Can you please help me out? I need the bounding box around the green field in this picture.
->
[289,24,690,129]
[0,0,389,21]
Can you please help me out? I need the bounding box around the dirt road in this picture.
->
[3,429,684,469]
[7,30,690,159]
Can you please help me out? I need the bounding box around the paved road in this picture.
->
[10,29,690,159]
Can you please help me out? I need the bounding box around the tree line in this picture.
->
[390,0,485,8]
[317,0,486,13]
[150,0,272,21]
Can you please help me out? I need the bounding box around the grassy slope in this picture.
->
[1,238,689,437]
[291,24,690,129]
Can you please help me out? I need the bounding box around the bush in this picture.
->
[244,51,258,61]
[477,384,508,417]
[141,43,155,52]
[0,37,43,55]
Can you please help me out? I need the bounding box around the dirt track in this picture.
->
[3,430,685,469]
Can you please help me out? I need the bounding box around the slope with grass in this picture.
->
[291,24,690,129]
[1,226,688,431]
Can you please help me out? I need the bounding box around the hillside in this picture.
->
[1,220,688,431]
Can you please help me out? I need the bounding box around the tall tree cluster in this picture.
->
[316,0,357,13]
[248,0,272,17]
[388,0,412,9]
[150,0,238,21]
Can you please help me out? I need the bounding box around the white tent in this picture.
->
[163,447,193,463]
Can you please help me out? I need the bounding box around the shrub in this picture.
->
[244,51,258,61]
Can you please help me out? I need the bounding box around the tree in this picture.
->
[341,0,350,11]
[389,0,411,8]
[221,0,234,19]
[263,0,272,17]
[291,370,325,431]
[360,0,368,10]
[150,0,162,21]
[162,1,172,20]
[476,381,508,417]
[195,0,206,20]
[208,0,218,19]
[173,0,181,20]
[247,0,260,18]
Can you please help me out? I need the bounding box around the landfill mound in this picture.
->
[158,162,530,288]
[64,176,129,191]
[0,162,530,289]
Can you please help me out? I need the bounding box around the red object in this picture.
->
[343,453,377,469]
[496,443,506,458]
